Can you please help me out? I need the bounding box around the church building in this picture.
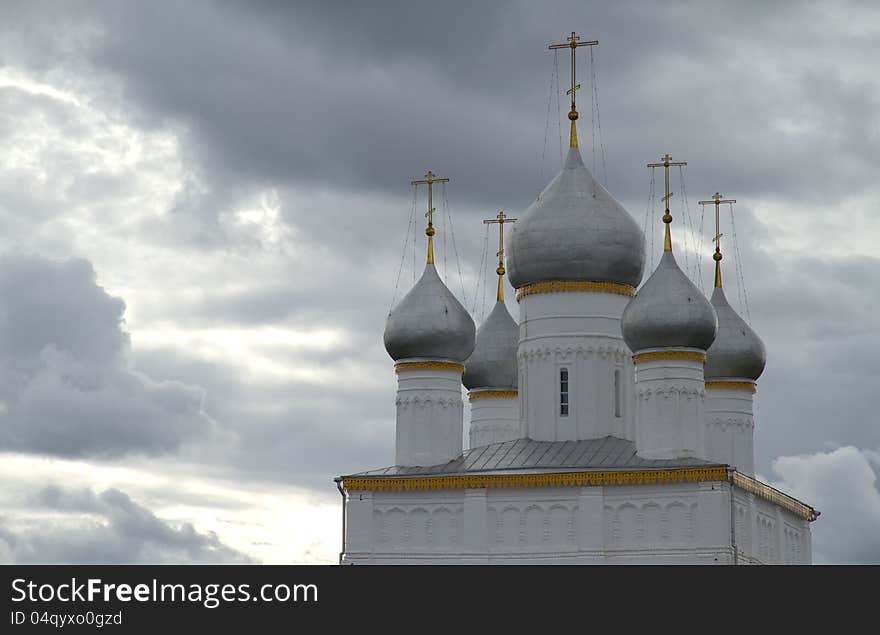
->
[335,33,818,564]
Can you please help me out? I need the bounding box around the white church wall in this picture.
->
[633,354,705,460]
[705,385,756,475]
[517,291,634,443]
[468,394,519,448]
[342,479,811,564]
[394,363,464,467]
[732,490,811,565]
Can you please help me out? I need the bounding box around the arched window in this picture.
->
[560,368,569,417]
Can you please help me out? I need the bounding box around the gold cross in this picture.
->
[549,31,598,148]
[647,154,687,252]
[483,211,517,301]
[699,192,736,288]
[411,170,449,265]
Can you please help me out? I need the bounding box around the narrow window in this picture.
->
[560,368,569,417]
[613,368,621,418]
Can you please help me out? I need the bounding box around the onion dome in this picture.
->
[507,145,645,289]
[462,300,518,390]
[384,262,475,363]
[622,250,717,353]
[704,284,765,381]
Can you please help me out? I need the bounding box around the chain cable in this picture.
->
[729,202,752,323]
[472,223,490,317]
[541,52,555,183]
[643,169,655,275]
[699,199,706,291]
[590,47,608,186]
[554,50,563,167]
[390,185,419,312]
[441,183,469,308]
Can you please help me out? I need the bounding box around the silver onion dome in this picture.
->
[462,300,518,390]
[384,262,476,362]
[507,146,646,289]
[621,250,717,352]
[704,286,766,380]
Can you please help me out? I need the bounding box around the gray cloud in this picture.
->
[0,254,217,457]
[0,484,252,563]
[0,0,877,563]
[770,446,880,564]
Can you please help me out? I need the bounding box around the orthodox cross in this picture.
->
[483,211,517,301]
[699,192,736,288]
[549,31,598,148]
[411,171,449,264]
[646,153,687,251]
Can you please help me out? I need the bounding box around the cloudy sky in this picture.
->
[0,0,877,564]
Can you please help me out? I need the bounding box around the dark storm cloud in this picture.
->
[132,345,397,490]
[69,0,877,226]
[0,484,251,563]
[0,0,878,563]
[0,254,217,457]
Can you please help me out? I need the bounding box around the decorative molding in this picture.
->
[633,350,706,364]
[706,380,756,392]
[519,343,631,363]
[707,416,754,431]
[731,471,818,522]
[342,466,728,492]
[396,394,462,410]
[468,390,518,401]
[515,280,636,301]
[636,385,705,400]
[394,361,464,373]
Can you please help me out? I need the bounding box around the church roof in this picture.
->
[705,285,766,381]
[383,261,475,363]
[341,435,719,478]
[462,299,518,390]
[621,250,717,353]
[506,146,646,290]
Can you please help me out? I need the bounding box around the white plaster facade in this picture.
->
[394,361,463,467]
[341,479,811,564]
[633,351,705,460]
[341,297,817,564]
[467,392,519,448]
[518,291,635,442]
[705,384,756,475]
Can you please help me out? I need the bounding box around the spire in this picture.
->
[411,170,449,264]
[482,210,517,301]
[646,153,687,251]
[699,192,737,288]
[549,32,598,149]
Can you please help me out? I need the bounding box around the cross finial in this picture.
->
[483,210,517,301]
[647,153,688,252]
[549,31,598,148]
[411,170,450,264]
[699,192,736,287]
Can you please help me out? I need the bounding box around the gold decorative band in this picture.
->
[633,350,706,363]
[515,280,636,301]
[342,466,728,493]
[731,471,818,521]
[469,390,518,401]
[706,381,756,392]
[394,361,465,373]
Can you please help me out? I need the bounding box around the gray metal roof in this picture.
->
[705,285,766,381]
[622,250,717,353]
[342,436,720,478]
[384,262,475,363]
[462,299,518,390]
[506,145,646,290]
